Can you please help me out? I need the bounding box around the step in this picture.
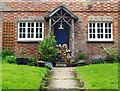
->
[45,88,85,91]
[56,63,67,67]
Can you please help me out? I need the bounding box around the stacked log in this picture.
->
[56,44,72,66]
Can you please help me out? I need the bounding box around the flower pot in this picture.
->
[16,58,28,65]
[37,61,46,67]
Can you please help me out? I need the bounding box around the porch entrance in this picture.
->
[54,22,69,45]
[45,5,78,57]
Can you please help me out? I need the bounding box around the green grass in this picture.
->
[0,62,2,90]
[2,63,49,89]
[75,63,118,89]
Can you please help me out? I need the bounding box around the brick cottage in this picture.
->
[1,0,119,60]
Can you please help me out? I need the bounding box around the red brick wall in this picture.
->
[1,1,119,59]
[74,12,118,58]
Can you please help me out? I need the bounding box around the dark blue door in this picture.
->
[54,22,69,45]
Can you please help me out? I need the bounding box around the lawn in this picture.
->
[0,63,2,90]
[2,63,49,89]
[75,63,118,89]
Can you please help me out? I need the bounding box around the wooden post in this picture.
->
[71,19,75,57]
[48,18,51,37]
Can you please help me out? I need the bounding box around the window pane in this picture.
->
[105,23,107,27]
[105,34,108,38]
[40,34,42,38]
[109,29,111,33]
[109,23,111,28]
[101,29,103,33]
[31,28,34,32]
[28,28,30,32]
[28,23,30,27]
[97,23,99,27]
[101,23,103,27]
[89,29,92,33]
[36,28,39,38]
[36,34,38,38]
[105,29,107,33]
[20,23,22,27]
[93,23,95,27]
[89,23,92,27]
[28,28,30,38]
[98,29,100,33]
[98,34,100,38]
[23,28,25,32]
[20,28,22,32]
[23,34,25,38]
[20,34,22,38]
[109,34,111,38]
[40,23,42,27]
[36,23,38,27]
[31,28,34,38]
[90,34,92,38]
[23,23,25,27]
[93,34,95,38]
[40,28,42,33]
[32,23,34,27]
[93,29,95,33]
[101,34,103,38]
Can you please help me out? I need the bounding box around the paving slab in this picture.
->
[46,67,84,90]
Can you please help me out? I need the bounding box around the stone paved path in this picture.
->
[46,67,84,90]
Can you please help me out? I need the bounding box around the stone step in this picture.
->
[55,61,67,67]
[45,88,85,91]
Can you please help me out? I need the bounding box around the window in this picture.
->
[18,22,44,41]
[88,22,112,41]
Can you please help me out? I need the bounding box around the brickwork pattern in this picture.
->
[1,1,119,58]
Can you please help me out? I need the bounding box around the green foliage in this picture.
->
[39,33,57,62]
[2,49,14,59]
[75,53,86,62]
[78,53,86,60]
[5,56,16,64]
[28,56,37,66]
[45,62,52,70]
[104,48,119,63]
[2,63,49,89]
[92,58,105,64]
[75,63,118,89]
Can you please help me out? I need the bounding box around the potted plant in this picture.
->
[16,48,28,65]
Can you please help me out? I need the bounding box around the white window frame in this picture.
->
[18,22,44,41]
[88,22,113,41]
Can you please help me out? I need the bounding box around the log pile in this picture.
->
[56,44,72,66]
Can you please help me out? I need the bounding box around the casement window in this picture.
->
[18,22,44,41]
[88,22,113,41]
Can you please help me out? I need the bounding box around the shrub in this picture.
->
[39,33,57,62]
[5,56,16,64]
[2,49,14,59]
[75,53,86,62]
[104,47,118,63]
[78,53,86,60]
[91,55,105,64]
[92,58,105,64]
[28,56,37,66]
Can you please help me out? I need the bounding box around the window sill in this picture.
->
[87,41,115,43]
[17,40,42,43]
